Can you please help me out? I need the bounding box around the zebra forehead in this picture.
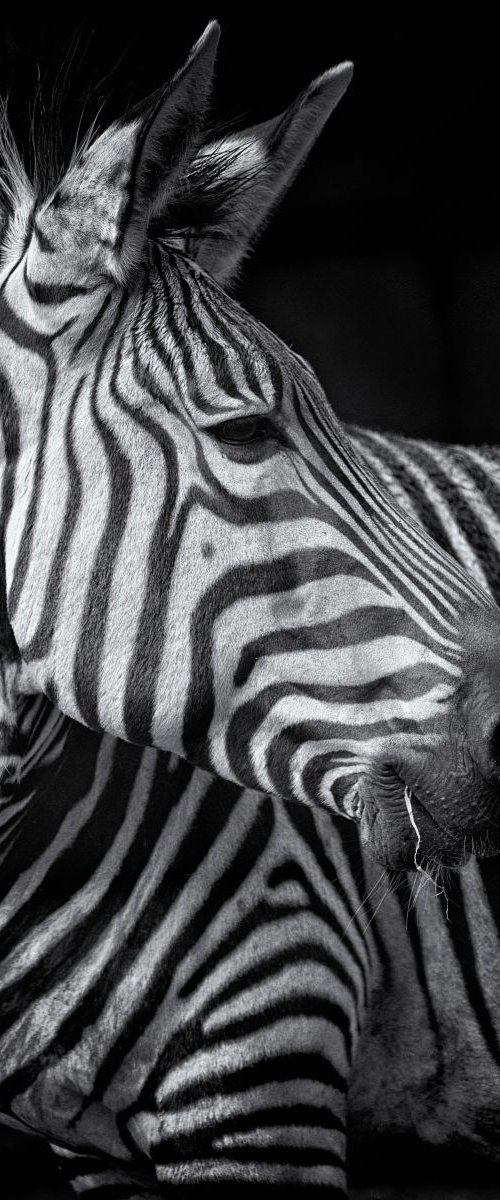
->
[128,250,312,409]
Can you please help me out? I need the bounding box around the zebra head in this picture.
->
[1,22,500,870]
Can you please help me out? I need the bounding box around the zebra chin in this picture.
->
[343,762,500,871]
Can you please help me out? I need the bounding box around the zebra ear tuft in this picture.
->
[163,60,353,286]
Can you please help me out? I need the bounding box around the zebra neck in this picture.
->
[349,425,500,600]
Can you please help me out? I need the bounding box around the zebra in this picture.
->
[2,19,500,1196]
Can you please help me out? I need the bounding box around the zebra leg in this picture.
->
[51,1128,351,1197]
[50,1143,160,1198]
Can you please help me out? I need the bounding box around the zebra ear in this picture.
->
[111,21,220,280]
[47,22,220,283]
[167,62,353,286]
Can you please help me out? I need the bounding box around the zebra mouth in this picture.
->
[342,766,455,869]
[343,763,418,823]
[343,763,500,869]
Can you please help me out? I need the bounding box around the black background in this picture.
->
[1,8,500,445]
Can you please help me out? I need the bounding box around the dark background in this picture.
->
[2,8,500,445]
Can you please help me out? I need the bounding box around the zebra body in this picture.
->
[3,683,500,1192]
[2,443,500,1192]
[2,22,500,1196]
[0,711,369,1191]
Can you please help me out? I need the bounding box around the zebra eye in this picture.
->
[215,417,272,444]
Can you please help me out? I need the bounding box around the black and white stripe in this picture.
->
[2,21,500,1197]
[0,712,372,1192]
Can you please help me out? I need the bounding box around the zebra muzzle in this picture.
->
[343,760,496,871]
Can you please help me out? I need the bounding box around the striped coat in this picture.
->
[2,22,500,1197]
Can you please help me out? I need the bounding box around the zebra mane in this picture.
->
[0,93,266,256]
[0,101,32,214]
[0,97,102,212]
[0,25,115,217]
